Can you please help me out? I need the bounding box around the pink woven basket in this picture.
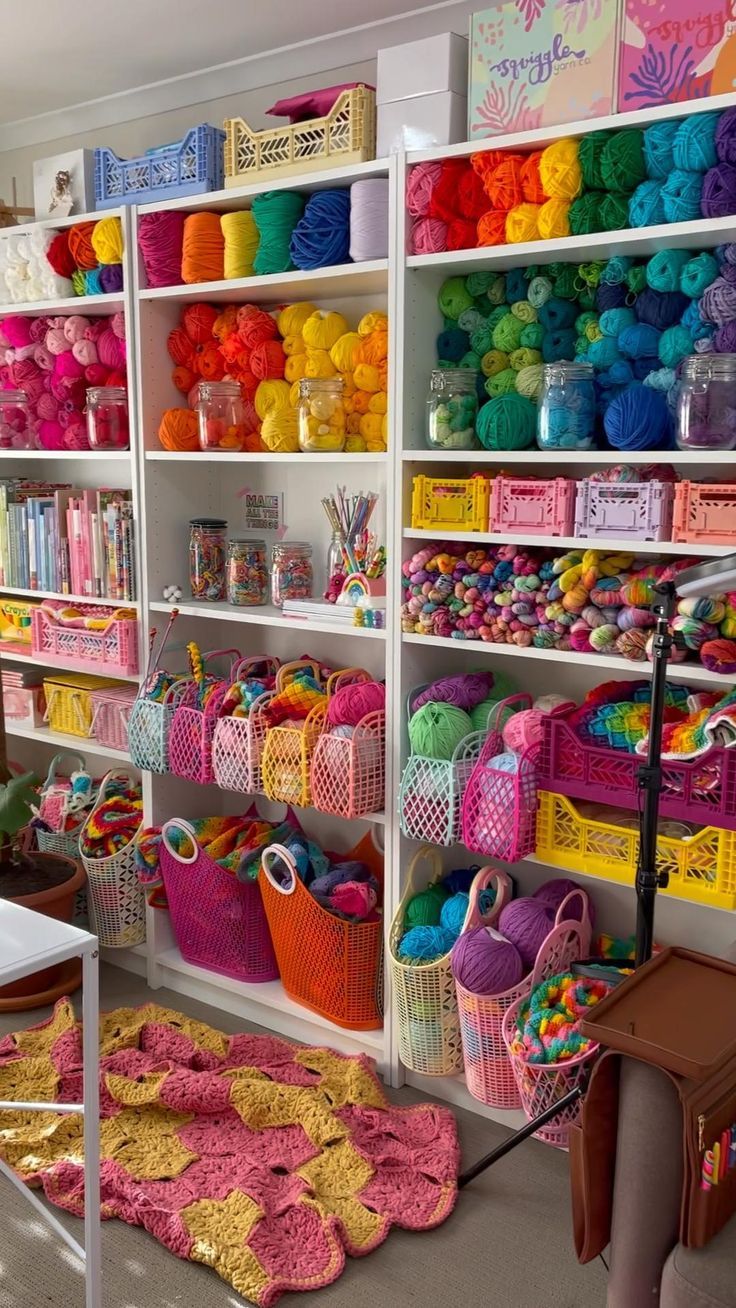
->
[455,881,592,1110]
[168,649,244,786]
[89,684,137,752]
[211,657,281,796]
[310,703,385,820]
[461,694,538,863]
[159,817,279,983]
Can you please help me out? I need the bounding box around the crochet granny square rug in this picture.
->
[0,1000,459,1305]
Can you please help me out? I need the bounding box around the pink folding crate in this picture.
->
[89,684,137,752]
[490,477,575,537]
[31,602,139,677]
[574,480,674,542]
[461,694,539,863]
[168,649,245,786]
[672,482,736,546]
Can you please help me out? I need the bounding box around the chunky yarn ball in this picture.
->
[673,111,720,172]
[539,138,582,199]
[499,898,555,972]
[661,170,703,223]
[477,393,537,450]
[451,926,524,995]
[399,925,456,963]
[405,882,449,928]
[505,203,540,243]
[538,198,571,240]
[604,384,671,451]
[628,180,666,228]
[600,129,646,192]
[408,701,472,760]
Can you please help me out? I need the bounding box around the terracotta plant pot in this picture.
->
[0,844,86,1011]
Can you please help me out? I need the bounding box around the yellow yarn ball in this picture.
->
[302,310,348,350]
[538,198,572,240]
[515,363,545,400]
[91,216,124,264]
[360,413,384,441]
[261,408,300,453]
[341,371,357,397]
[282,333,304,357]
[358,310,388,337]
[481,349,509,378]
[585,320,603,343]
[289,381,301,407]
[220,211,259,279]
[330,331,361,373]
[284,354,308,383]
[255,379,290,420]
[304,349,337,379]
[277,302,317,337]
[510,347,541,370]
[505,203,540,244]
[369,391,388,415]
[346,433,367,452]
[381,412,388,444]
[539,139,582,200]
[353,363,381,393]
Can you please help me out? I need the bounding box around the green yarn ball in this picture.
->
[469,697,501,732]
[477,393,537,450]
[600,129,646,192]
[438,276,475,321]
[646,248,690,293]
[510,346,541,371]
[528,275,553,308]
[520,322,544,349]
[459,351,481,370]
[408,702,473,760]
[579,130,613,189]
[626,265,647,295]
[485,275,507,305]
[515,362,545,400]
[470,325,493,355]
[465,272,493,297]
[569,193,605,235]
[659,324,694,369]
[575,310,599,335]
[552,264,582,300]
[510,299,538,325]
[405,882,449,928]
[492,312,524,353]
[600,192,631,231]
[487,305,511,332]
[484,367,518,398]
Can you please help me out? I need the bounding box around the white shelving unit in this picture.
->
[9,94,736,1119]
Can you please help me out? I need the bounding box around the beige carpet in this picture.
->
[0,965,607,1308]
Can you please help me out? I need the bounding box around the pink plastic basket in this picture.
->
[89,684,136,751]
[159,817,279,983]
[574,479,674,541]
[456,881,592,1111]
[211,657,281,796]
[31,603,139,676]
[168,649,244,786]
[461,694,538,863]
[310,703,385,820]
[672,481,736,545]
[490,476,575,537]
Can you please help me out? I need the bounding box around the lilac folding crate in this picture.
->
[574,480,674,542]
[490,476,575,537]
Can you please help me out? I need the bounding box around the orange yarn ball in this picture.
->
[521,151,547,204]
[181,212,224,284]
[167,327,196,368]
[250,339,286,381]
[68,222,97,271]
[183,303,219,344]
[158,409,199,451]
[172,365,196,394]
[477,210,508,246]
[212,307,237,342]
[471,150,506,185]
[196,341,226,380]
[237,306,278,348]
[486,155,525,211]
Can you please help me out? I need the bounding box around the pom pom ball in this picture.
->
[451,926,524,994]
[498,898,554,971]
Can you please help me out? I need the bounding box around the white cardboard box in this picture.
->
[377,32,468,104]
[32,148,96,220]
[377,91,468,155]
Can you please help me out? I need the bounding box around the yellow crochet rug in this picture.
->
[0,1000,459,1305]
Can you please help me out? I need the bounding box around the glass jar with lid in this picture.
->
[86,386,129,450]
[676,354,736,450]
[189,518,227,602]
[0,389,33,450]
[196,381,246,452]
[226,538,268,607]
[271,542,313,608]
[538,362,596,451]
[426,369,479,450]
[298,378,345,453]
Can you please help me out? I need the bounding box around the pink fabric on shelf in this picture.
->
[266,82,373,123]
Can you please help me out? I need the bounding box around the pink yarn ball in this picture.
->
[63,316,89,344]
[503,708,544,753]
[28,316,51,343]
[0,316,32,348]
[72,339,98,367]
[37,419,65,450]
[498,897,554,972]
[45,328,68,355]
[327,681,385,728]
[84,319,107,343]
[53,351,84,381]
[411,217,448,255]
[33,344,54,371]
[10,359,44,402]
[110,311,126,341]
[97,327,124,369]
[534,878,593,925]
[63,417,90,450]
[85,362,109,386]
[36,393,60,421]
[450,926,524,995]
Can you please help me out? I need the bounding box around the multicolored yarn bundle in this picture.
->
[80,779,142,859]
[0,311,127,450]
[159,300,388,454]
[0,217,124,304]
[135,812,297,907]
[511,971,611,1065]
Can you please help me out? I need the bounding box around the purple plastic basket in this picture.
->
[574,480,674,541]
[539,714,736,832]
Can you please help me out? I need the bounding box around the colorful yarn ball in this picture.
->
[477,210,508,247]
[405,882,449,928]
[499,898,554,972]
[440,892,470,938]
[477,393,537,449]
[408,701,472,759]
[673,111,720,172]
[451,926,524,995]
[485,155,525,211]
[604,384,671,451]
[600,130,646,192]
[661,170,703,223]
[643,119,679,178]
[399,925,456,963]
[538,199,571,240]
[701,639,736,675]
[579,130,612,189]
[506,203,540,244]
[539,138,582,200]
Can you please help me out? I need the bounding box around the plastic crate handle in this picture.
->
[465,865,514,930]
[41,751,87,790]
[161,819,199,865]
[261,842,299,897]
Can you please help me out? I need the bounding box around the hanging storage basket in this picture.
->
[461,694,539,863]
[399,682,488,847]
[168,649,243,786]
[389,848,512,1077]
[159,818,279,984]
[457,886,592,1111]
[310,694,386,820]
[261,665,370,809]
[79,767,144,948]
[259,829,384,1030]
[34,752,91,861]
[211,657,282,796]
[128,675,188,774]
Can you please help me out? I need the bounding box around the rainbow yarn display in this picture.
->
[511,972,611,1065]
[0,217,124,304]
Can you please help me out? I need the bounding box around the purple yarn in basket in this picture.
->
[498,898,555,972]
[451,926,524,995]
[412,672,494,712]
[533,877,594,926]
[701,164,736,218]
[716,108,736,166]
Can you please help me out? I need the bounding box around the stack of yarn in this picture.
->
[408,107,736,256]
[451,878,591,995]
[436,242,736,452]
[0,217,124,303]
[396,864,489,964]
[0,311,127,450]
[401,542,736,674]
[406,671,511,761]
[137,180,389,288]
[159,300,388,454]
[509,970,611,1065]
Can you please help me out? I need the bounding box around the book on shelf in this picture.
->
[282,598,386,622]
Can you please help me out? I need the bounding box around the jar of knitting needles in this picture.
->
[196,380,246,452]
[86,386,129,450]
[0,388,33,450]
[426,369,479,450]
[271,542,313,607]
[538,362,596,451]
[676,354,736,450]
[298,378,345,453]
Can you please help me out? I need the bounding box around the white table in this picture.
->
[0,901,100,1308]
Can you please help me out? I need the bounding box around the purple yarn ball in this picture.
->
[714,321,736,353]
[498,897,554,972]
[99,264,124,293]
[700,277,736,327]
[450,926,524,995]
[701,164,736,219]
[533,878,594,926]
[412,673,494,712]
[634,288,689,331]
[716,107,736,166]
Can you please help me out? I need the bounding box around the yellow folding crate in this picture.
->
[43,672,120,739]
[411,474,491,534]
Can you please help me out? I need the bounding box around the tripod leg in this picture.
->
[458,1085,583,1187]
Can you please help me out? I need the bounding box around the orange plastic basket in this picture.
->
[259,829,384,1030]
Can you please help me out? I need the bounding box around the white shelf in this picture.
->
[0,648,141,681]
[0,449,132,462]
[402,528,732,558]
[523,855,736,916]
[401,449,736,465]
[0,293,123,317]
[6,722,130,761]
[140,260,388,305]
[0,586,139,606]
[402,632,729,685]
[137,158,391,214]
[404,1071,527,1132]
[145,450,387,464]
[149,599,387,639]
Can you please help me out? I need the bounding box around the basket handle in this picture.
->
[554,888,591,936]
[162,677,195,707]
[326,666,371,696]
[42,751,87,790]
[465,865,513,929]
[261,842,299,896]
[406,682,430,719]
[201,647,241,675]
[232,655,280,682]
[275,659,322,690]
[476,693,533,766]
[403,844,444,900]
[91,766,138,810]
[161,819,199,865]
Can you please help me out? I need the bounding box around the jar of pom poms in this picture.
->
[0,388,34,450]
[676,354,736,451]
[196,380,246,452]
[298,377,345,453]
[86,386,129,451]
[426,368,479,450]
[538,362,596,451]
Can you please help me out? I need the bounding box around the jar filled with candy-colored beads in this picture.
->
[676,354,736,450]
[189,518,227,602]
[271,542,313,607]
[196,381,246,452]
[538,362,596,451]
[426,369,478,450]
[86,386,129,450]
[226,537,268,607]
[0,389,33,450]
[298,378,345,453]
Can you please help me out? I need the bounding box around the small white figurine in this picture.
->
[49,169,74,217]
[162,584,183,603]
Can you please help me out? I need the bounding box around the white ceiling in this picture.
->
[0,0,450,125]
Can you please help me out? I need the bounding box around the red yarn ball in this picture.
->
[428,159,468,222]
[250,339,286,381]
[458,165,491,220]
[182,303,219,345]
[45,231,76,279]
[167,326,196,368]
[237,306,278,349]
[447,219,478,250]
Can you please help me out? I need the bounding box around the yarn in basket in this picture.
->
[408,702,472,759]
[451,925,524,994]
[498,898,555,972]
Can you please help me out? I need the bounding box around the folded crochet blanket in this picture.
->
[569,679,691,753]
[636,686,736,759]
[40,600,136,632]
[79,781,142,858]
[136,813,300,907]
[220,675,276,719]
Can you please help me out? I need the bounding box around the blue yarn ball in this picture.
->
[588,337,623,368]
[681,300,714,342]
[290,189,351,270]
[599,360,634,388]
[604,384,672,451]
[634,287,689,331]
[659,324,695,368]
[478,886,497,916]
[661,170,703,223]
[680,252,719,299]
[596,282,628,312]
[631,357,655,381]
[542,328,577,363]
[643,119,679,178]
[629,180,666,228]
[443,866,479,895]
[599,307,636,337]
[440,892,470,938]
[673,111,720,172]
[505,268,528,304]
[619,323,662,359]
[601,255,633,285]
[646,248,690,293]
[437,327,470,363]
[538,297,577,332]
[398,924,456,962]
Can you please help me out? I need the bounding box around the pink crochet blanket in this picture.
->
[0,1000,459,1306]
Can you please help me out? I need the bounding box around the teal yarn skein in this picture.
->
[527,275,553,308]
[542,328,577,363]
[477,393,537,450]
[440,892,470,938]
[599,307,636,337]
[673,111,720,172]
[628,180,666,228]
[588,337,623,368]
[643,119,679,178]
[646,248,690,293]
[659,324,695,368]
[520,322,544,349]
[601,255,633,285]
[618,323,662,359]
[398,925,456,963]
[661,170,703,223]
[538,297,577,331]
[681,252,719,299]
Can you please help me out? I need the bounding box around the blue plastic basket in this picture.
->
[94,125,225,209]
